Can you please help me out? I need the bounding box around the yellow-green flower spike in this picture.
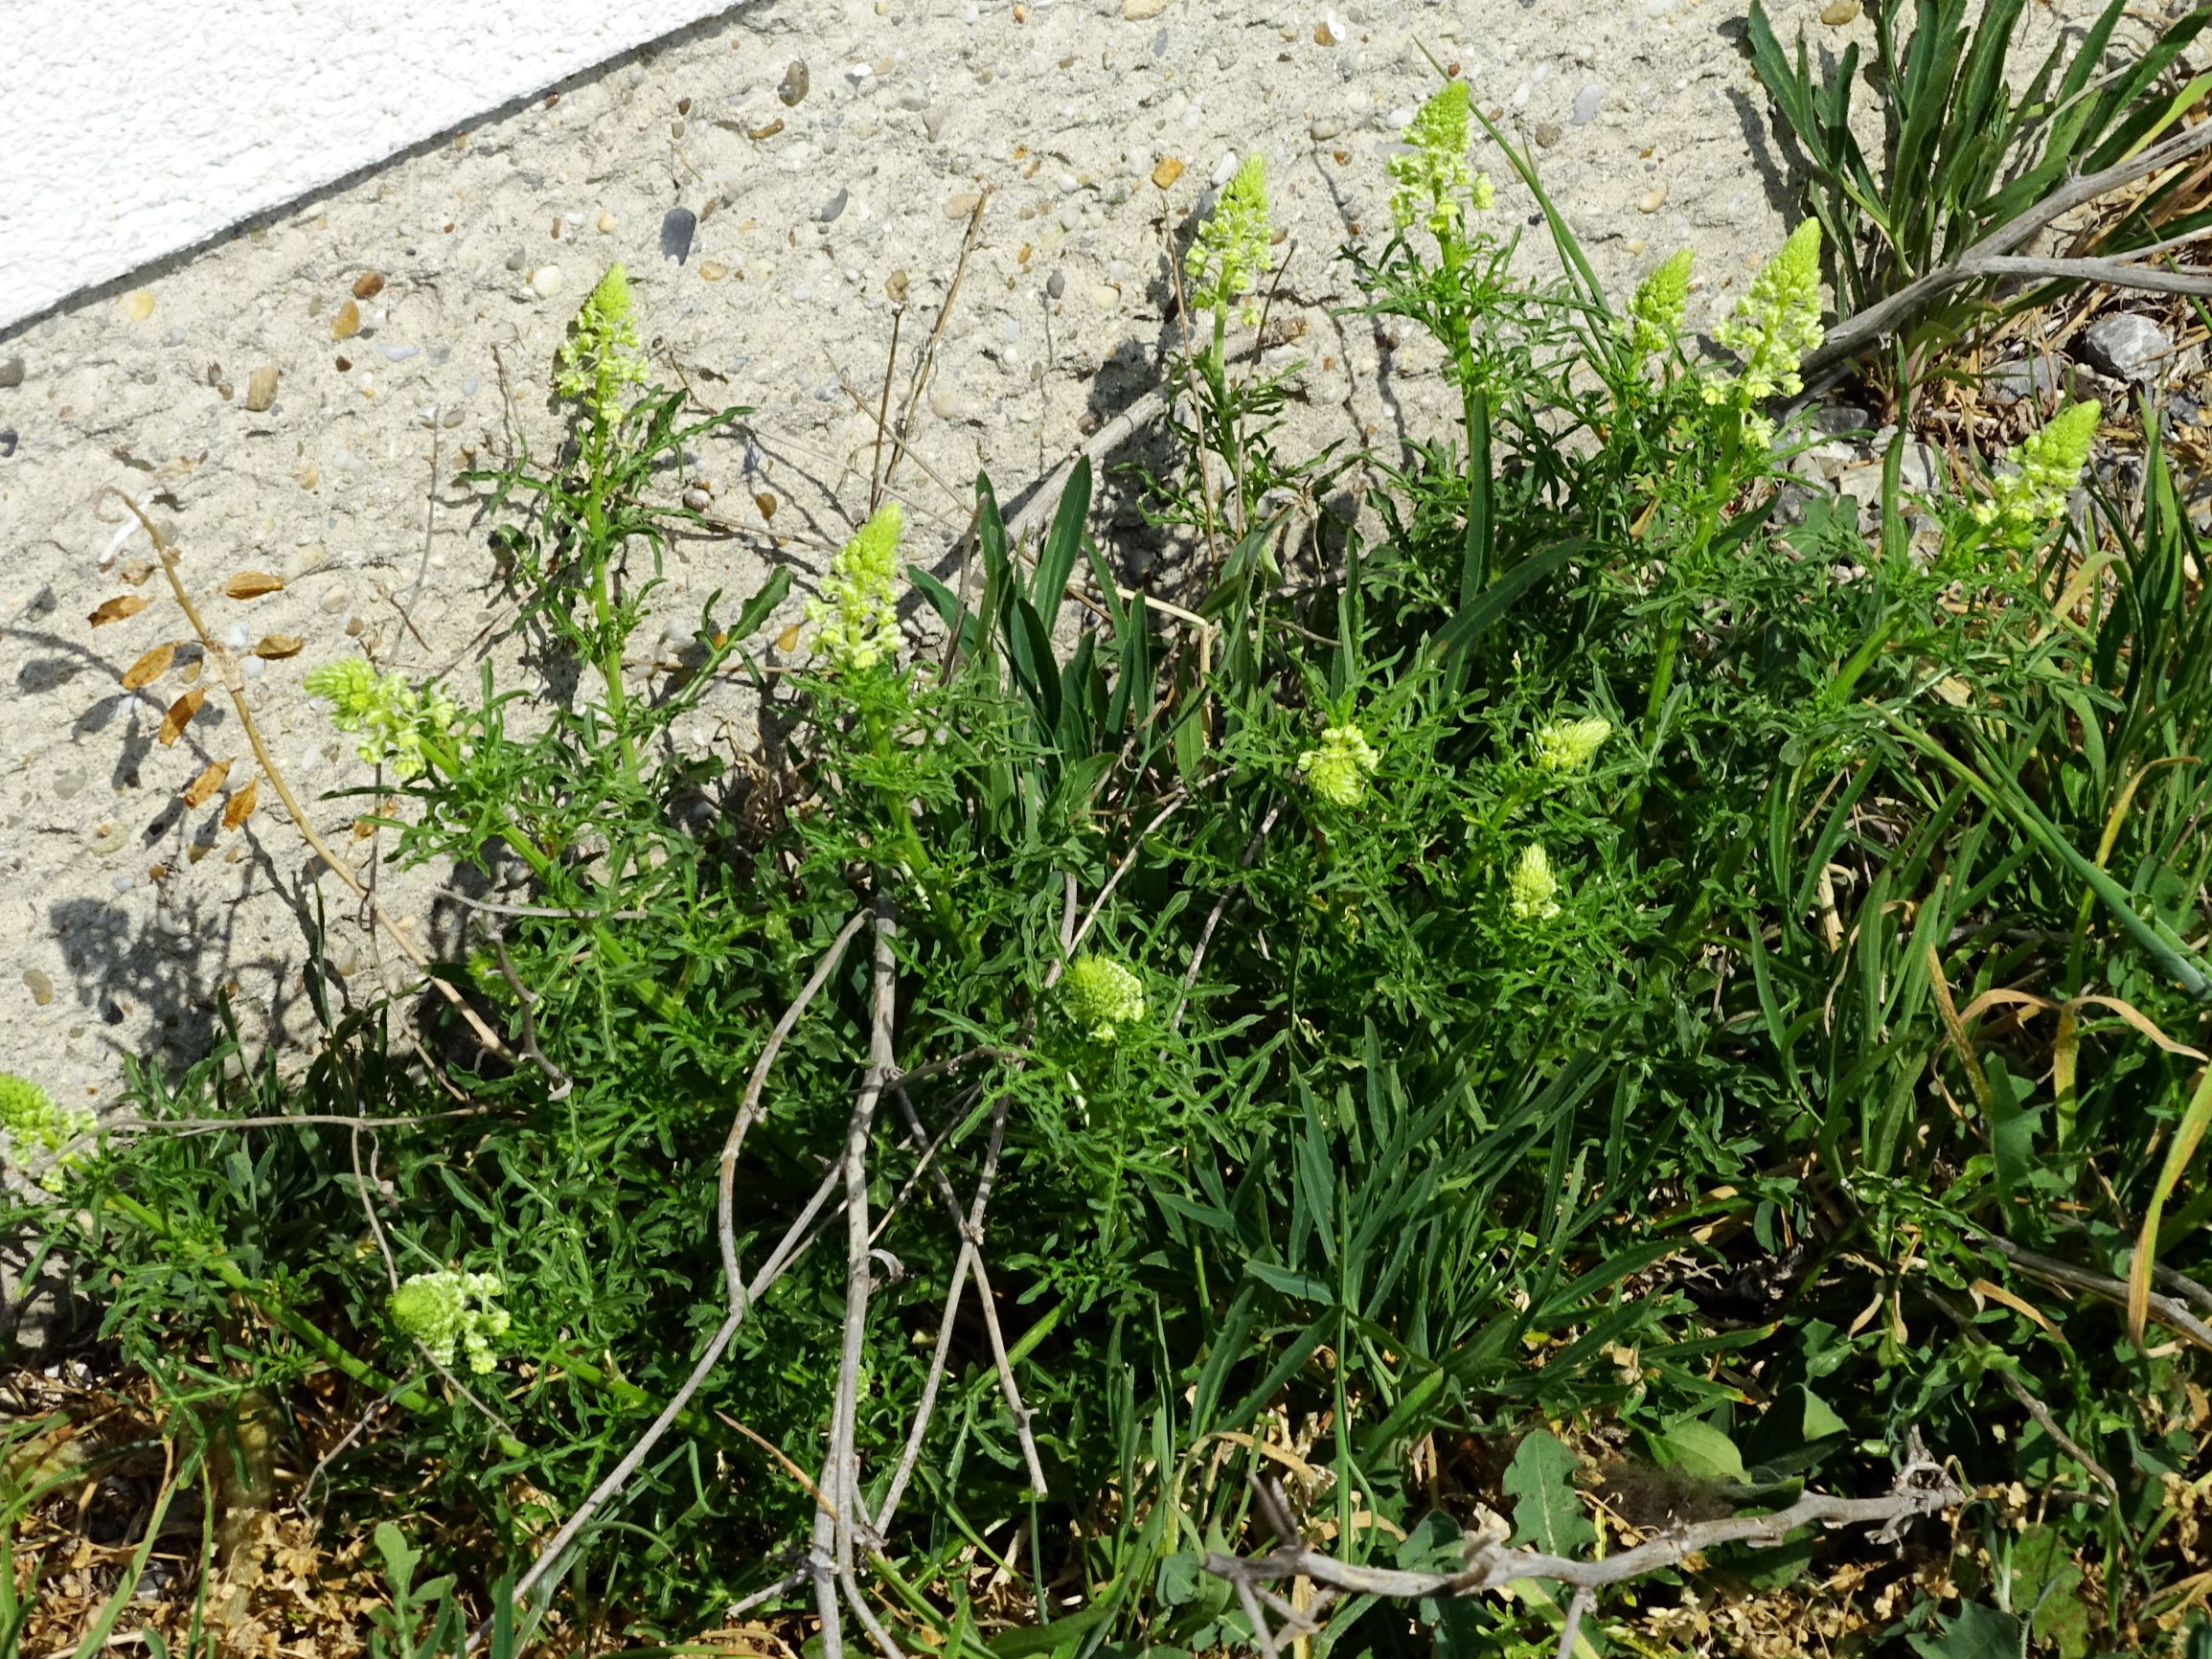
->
[1060,955,1146,1043]
[1628,248,1693,356]
[0,1074,96,1192]
[1298,721,1381,809]
[1972,398,2100,539]
[302,657,457,781]
[804,502,905,673]
[555,261,650,425]
[389,1270,512,1375]
[1709,220,1825,408]
[1389,81,1493,238]
[1532,716,1611,776]
[1186,154,1273,326]
[1509,843,1562,920]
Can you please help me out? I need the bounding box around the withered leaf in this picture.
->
[775,622,804,653]
[254,633,305,659]
[120,641,177,690]
[222,776,260,830]
[225,572,285,600]
[182,758,233,807]
[157,687,206,745]
[89,595,150,626]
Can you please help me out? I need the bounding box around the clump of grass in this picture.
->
[10,73,2212,1659]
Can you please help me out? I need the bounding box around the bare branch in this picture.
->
[1205,1466,1962,1653]
[718,909,872,1307]
[490,930,572,1100]
[498,1154,849,1628]
[1171,800,1283,1032]
[813,898,906,1659]
[1975,1232,2212,1352]
[1804,117,2212,377]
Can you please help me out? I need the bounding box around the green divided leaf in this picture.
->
[1501,1429,1595,1556]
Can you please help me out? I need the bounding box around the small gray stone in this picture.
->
[504,247,528,271]
[2075,313,2171,382]
[1310,114,1343,140]
[0,355,22,389]
[922,103,952,142]
[1985,359,2064,403]
[1152,26,1169,57]
[777,59,810,106]
[1809,401,1875,437]
[1571,81,1605,125]
[51,766,85,801]
[376,343,420,361]
[1533,122,1562,148]
[661,206,697,264]
[1047,268,1067,300]
[817,188,849,223]
[0,430,14,459]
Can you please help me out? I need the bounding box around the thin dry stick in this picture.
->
[1974,1232,2212,1352]
[103,1106,497,1137]
[1209,1465,1962,1657]
[882,192,990,501]
[714,1409,837,1514]
[388,409,441,656]
[1805,118,2212,376]
[870,1225,973,1530]
[728,1567,811,1622]
[1977,252,2212,296]
[812,898,904,1659]
[832,371,972,521]
[1171,800,1283,1031]
[877,1087,1044,1512]
[351,1127,401,1292]
[433,884,651,921]
[718,909,872,1307]
[1923,1287,2117,1502]
[303,1375,416,1506]
[490,931,572,1100]
[351,1126,517,1437]
[497,1155,850,1630]
[1051,794,1188,984]
[870,302,906,513]
[869,1081,982,1249]
[113,491,516,1062]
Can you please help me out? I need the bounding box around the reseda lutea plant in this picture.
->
[20,85,2212,1659]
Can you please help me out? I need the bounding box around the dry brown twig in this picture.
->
[111,490,517,1064]
[1806,118,2212,377]
[1208,1460,1963,1659]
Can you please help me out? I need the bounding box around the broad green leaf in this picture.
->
[1660,1419,1747,1485]
[1501,1429,1595,1555]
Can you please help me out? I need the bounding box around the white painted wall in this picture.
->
[0,0,742,331]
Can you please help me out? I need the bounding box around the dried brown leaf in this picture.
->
[222,776,260,830]
[120,642,177,690]
[157,688,206,745]
[89,595,149,626]
[224,572,285,600]
[254,634,305,659]
[182,758,233,807]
